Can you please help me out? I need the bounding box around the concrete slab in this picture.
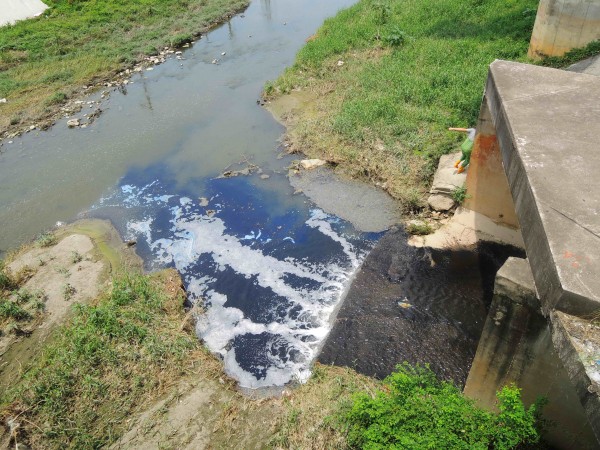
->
[409,207,524,250]
[0,0,48,27]
[429,152,466,195]
[486,60,600,315]
[550,310,600,442]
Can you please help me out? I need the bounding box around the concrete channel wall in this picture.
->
[463,61,600,448]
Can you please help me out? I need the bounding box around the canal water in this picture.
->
[0,0,517,390]
[0,0,379,388]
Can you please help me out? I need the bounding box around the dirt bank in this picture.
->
[0,219,140,390]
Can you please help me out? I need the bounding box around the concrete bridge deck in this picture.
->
[468,60,600,316]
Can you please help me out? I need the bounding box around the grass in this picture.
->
[266,0,541,211]
[0,271,205,449]
[0,263,45,334]
[0,0,249,136]
[343,363,546,449]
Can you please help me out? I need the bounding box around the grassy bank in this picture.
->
[265,0,540,210]
[0,0,248,137]
[0,267,544,448]
[0,270,209,448]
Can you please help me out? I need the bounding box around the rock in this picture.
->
[260,174,270,180]
[126,240,136,247]
[146,67,154,71]
[67,118,80,128]
[300,159,327,170]
[427,194,455,212]
[430,152,466,195]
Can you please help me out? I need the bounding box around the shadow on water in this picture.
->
[319,227,524,387]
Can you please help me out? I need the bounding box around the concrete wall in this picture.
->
[465,258,598,449]
[529,0,600,58]
[463,97,520,229]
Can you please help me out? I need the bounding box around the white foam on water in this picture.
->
[98,182,370,388]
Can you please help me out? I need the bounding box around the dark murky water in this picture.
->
[319,227,525,386]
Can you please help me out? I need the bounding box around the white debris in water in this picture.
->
[127,217,153,244]
[97,182,369,389]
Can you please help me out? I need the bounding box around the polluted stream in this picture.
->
[0,0,514,390]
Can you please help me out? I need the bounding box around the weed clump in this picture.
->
[344,363,545,449]
[452,185,469,204]
[0,264,45,333]
[35,232,57,248]
[406,220,433,236]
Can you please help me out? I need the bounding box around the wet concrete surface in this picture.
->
[318,227,525,386]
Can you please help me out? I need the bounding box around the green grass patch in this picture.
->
[0,271,202,449]
[0,0,249,133]
[268,0,539,210]
[538,39,600,69]
[0,263,44,334]
[343,363,546,449]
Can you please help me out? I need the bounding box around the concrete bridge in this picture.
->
[462,59,600,449]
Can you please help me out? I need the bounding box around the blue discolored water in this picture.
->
[92,162,379,388]
[0,0,369,388]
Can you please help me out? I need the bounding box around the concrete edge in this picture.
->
[550,310,600,442]
[485,63,595,316]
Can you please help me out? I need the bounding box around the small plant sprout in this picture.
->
[452,185,470,204]
[71,251,83,264]
[62,283,76,301]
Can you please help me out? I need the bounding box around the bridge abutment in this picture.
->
[462,60,600,448]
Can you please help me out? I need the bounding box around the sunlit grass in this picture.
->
[268,0,540,210]
[0,0,248,133]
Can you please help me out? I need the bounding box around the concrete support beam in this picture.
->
[473,60,600,316]
[529,0,600,59]
[465,257,598,448]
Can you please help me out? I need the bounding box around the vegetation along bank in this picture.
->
[264,0,600,212]
[0,0,249,140]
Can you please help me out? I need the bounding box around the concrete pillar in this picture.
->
[463,98,520,229]
[529,0,600,59]
[464,257,598,449]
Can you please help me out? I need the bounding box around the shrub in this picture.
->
[0,300,31,321]
[452,185,469,204]
[344,363,545,449]
[35,232,57,247]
